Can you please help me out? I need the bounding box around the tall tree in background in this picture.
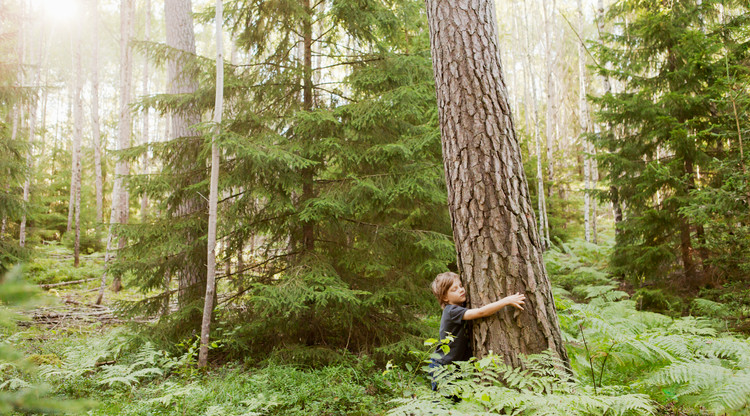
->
[91,0,104,224]
[425,0,569,366]
[72,28,84,266]
[17,1,30,248]
[577,0,592,244]
[98,0,134,303]
[522,0,550,250]
[165,0,206,321]
[593,0,750,285]
[198,0,223,368]
[140,0,151,222]
[542,0,556,197]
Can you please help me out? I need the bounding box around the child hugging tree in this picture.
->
[429,271,526,390]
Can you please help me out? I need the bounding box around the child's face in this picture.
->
[443,279,466,306]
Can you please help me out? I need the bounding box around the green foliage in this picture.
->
[592,0,750,288]
[36,327,394,415]
[120,0,453,355]
[0,266,89,414]
[389,352,654,416]
[61,229,105,254]
[24,245,103,284]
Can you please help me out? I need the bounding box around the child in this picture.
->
[429,271,526,390]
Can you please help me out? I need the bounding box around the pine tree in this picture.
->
[425,0,569,366]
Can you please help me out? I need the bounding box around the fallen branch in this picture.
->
[63,298,109,309]
[39,278,98,289]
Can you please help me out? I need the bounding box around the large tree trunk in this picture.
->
[425,0,569,368]
[166,0,206,314]
[91,0,104,224]
[199,0,223,368]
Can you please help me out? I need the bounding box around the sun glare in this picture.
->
[40,0,80,23]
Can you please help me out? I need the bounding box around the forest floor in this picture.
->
[5,240,750,415]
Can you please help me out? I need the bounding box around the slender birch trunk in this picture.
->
[577,0,591,243]
[72,33,84,266]
[141,0,151,222]
[91,0,104,223]
[199,0,224,368]
[542,0,556,197]
[97,0,134,302]
[522,0,549,250]
[18,4,30,248]
[112,0,134,292]
[425,0,569,367]
[66,33,76,233]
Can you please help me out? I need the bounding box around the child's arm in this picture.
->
[463,293,525,320]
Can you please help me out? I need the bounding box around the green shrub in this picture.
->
[632,288,685,316]
[62,229,105,254]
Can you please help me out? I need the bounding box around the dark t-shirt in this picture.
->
[436,304,471,365]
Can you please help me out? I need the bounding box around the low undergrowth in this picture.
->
[3,238,750,415]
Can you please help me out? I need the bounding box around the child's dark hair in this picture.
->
[431,271,460,309]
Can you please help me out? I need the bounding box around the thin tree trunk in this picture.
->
[597,0,622,235]
[141,0,152,222]
[10,105,20,242]
[97,0,134,301]
[577,0,591,243]
[112,0,135,292]
[542,0,556,198]
[73,35,84,267]
[66,33,76,233]
[91,0,104,223]
[425,0,569,368]
[301,0,314,253]
[199,0,223,368]
[18,6,30,248]
[522,0,549,250]
[680,157,701,284]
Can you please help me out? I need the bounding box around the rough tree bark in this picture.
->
[166,0,207,313]
[199,0,223,368]
[425,0,570,367]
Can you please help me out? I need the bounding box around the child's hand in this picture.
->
[503,293,525,310]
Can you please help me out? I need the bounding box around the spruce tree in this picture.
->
[117,0,455,352]
[593,0,750,286]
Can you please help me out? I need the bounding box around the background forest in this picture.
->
[1,0,749,415]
